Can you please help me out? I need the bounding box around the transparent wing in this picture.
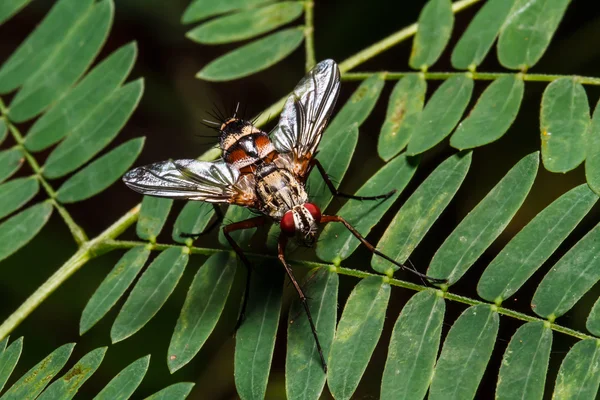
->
[271,59,340,176]
[123,159,255,205]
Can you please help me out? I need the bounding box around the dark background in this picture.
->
[2,0,600,398]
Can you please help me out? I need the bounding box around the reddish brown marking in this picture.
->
[263,150,278,163]
[238,164,257,174]
[255,134,271,150]
[226,148,248,164]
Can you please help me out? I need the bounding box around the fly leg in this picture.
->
[223,216,267,331]
[320,215,447,285]
[180,204,224,238]
[278,235,328,373]
[310,159,395,200]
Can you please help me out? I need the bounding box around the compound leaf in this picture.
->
[327,277,390,400]
[197,28,304,81]
[377,75,427,161]
[552,339,600,400]
[478,184,598,303]
[373,152,471,275]
[43,79,144,179]
[0,337,23,393]
[172,202,215,244]
[80,246,151,335]
[286,268,338,400]
[57,137,144,203]
[137,197,173,242]
[381,290,445,400]
[93,355,150,400]
[498,0,570,70]
[317,153,418,263]
[540,78,590,173]
[0,202,53,263]
[409,0,453,69]
[111,247,189,343]
[0,0,33,25]
[450,75,524,150]
[8,0,113,122]
[144,383,195,400]
[0,148,24,184]
[429,305,498,400]
[496,322,552,400]
[0,343,75,400]
[168,253,236,373]
[25,42,137,152]
[182,0,273,24]
[428,152,538,284]
[0,177,39,220]
[407,75,473,155]
[187,2,303,44]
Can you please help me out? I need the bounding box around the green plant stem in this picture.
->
[99,239,595,342]
[0,204,140,341]
[303,0,315,72]
[0,100,88,245]
[342,71,600,85]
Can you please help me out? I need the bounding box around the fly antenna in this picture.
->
[234,101,240,118]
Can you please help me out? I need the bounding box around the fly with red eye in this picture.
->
[122,60,445,373]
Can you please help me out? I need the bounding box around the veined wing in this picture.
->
[271,59,340,178]
[122,159,257,206]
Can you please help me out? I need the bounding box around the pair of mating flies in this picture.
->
[123,60,442,372]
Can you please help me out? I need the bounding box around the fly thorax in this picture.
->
[255,165,307,219]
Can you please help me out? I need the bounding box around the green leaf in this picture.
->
[234,266,283,400]
[0,0,93,93]
[450,0,516,69]
[0,177,39,220]
[0,120,6,145]
[497,0,570,70]
[373,152,471,275]
[37,347,106,400]
[450,75,524,150]
[80,246,151,335]
[286,268,338,400]
[308,124,358,211]
[0,0,33,25]
[182,0,274,24]
[0,148,24,184]
[478,184,598,303]
[407,75,474,155]
[172,202,215,244]
[0,343,75,400]
[531,221,600,319]
[540,78,590,173]
[380,290,445,400]
[327,276,390,400]
[409,0,453,69]
[377,75,427,161]
[429,305,498,400]
[552,339,600,400]
[186,2,303,44]
[197,28,304,81]
[428,152,539,284]
[25,42,137,152]
[168,253,236,373]
[586,100,600,195]
[137,197,173,242]
[496,322,552,400]
[0,337,23,393]
[43,79,144,179]
[93,355,150,400]
[325,73,385,136]
[8,0,114,122]
[586,297,600,336]
[218,206,257,248]
[111,247,189,343]
[57,137,144,203]
[0,202,53,263]
[317,153,418,263]
[144,383,195,400]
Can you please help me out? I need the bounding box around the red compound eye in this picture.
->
[303,203,321,223]
[280,211,296,236]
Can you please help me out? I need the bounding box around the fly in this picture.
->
[122,59,444,372]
